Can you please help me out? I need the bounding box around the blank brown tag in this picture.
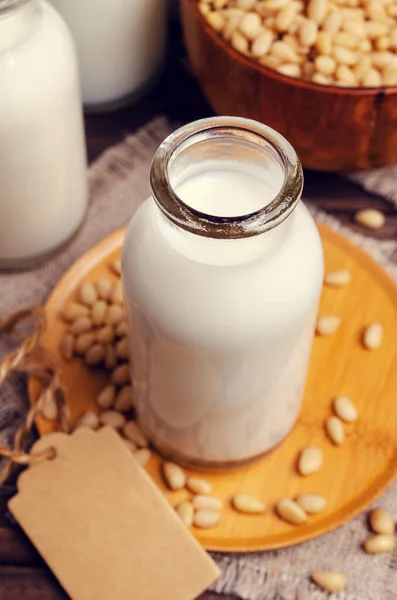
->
[9,427,219,600]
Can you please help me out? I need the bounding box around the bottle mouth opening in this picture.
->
[150,117,303,239]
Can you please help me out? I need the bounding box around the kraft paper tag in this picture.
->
[9,427,219,600]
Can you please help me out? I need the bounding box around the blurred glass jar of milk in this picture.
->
[0,0,88,269]
[49,0,167,111]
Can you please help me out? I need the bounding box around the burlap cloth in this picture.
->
[1,117,397,600]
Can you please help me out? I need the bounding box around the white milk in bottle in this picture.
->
[122,118,324,468]
[0,0,88,269]
[49,0,167,110]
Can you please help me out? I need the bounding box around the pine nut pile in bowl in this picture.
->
[180,0,397,170]
[198,0,397,87]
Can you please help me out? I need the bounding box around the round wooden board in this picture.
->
[29,224,397,553]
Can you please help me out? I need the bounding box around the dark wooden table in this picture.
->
[1,22,396,600]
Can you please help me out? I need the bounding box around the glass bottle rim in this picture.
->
[150,116,303,240]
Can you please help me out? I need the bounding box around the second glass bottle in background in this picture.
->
[49,0,167,111]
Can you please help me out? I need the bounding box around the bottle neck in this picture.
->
[0,0,38,53]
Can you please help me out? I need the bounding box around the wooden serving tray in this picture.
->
[29,224,397,553]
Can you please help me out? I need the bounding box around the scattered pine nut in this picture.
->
[115,337,129,359]
[105,345,118,370]
[312,571,347,592]
[115,320,128,337]
[163,462,187,490]
[134,448,151,467]
[106,304,124,326]
[296,494,326,514]
[316,315,341,336]
[123,421,148,447]
[232,494,266,514]
[62,302,89,322]
[276,499,308,524]
[85,343,106,366]
[111,280,124,305]
[369,508,395,535]
[194,509,221,529]
[96,277,112,300]
[96,385,116,409]
[114,385,133,412]
[355,209,385,230]
[176,501,194,527]
[75,411,99,430]
[91,300,107,327]
[96,325,114,344]
[187,477,212,495]
[69,316,93,335]
[78,282,98,306]
[99,410,126,429]
[364,534,395,554]
[332,396,358,422]
[111,363,131,386]
[298,445,323,476]
[325,416,345,445]
[75,332,95,355]
[324,270,351,287]
[192,495,224,511]
[363,322,383,350]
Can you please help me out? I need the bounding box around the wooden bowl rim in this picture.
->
[187,0,397,96]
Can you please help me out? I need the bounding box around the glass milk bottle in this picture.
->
[122,117,324,469]
[0,0,88,270]
[49,0,167,111]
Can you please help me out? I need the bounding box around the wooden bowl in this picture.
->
[180,0,397,171]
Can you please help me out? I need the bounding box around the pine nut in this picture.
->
[324,269,351,287]
[365,21,388,38]
[316,315,341,335]
[333,396,358,422]
[78,282,98,306]
[312,72,333,84]
[75,411,99,430]
[134,448,151,467]
[364,534,395,554]
[371,51,394,68]
[271,40,300,62]
[323,10,343,34]
[315,54,336,75]
[316,30,333,54]
[206,10,225,32]
[60,333,74,361]
[114,385,133,412]
[192,495,224,511]
[336,64,357,84]
[163,462,187,490]
[99,410,126,429]
[251,29,274,56]
[176,501,194,527]
[333,45,358,65]
[91,300,107,327]
[97,385,116,409]
[334,31,359,48]
[299,19,318,46]
[296,494,326,513]
[236,0,256,8]
[96,325,114,344]
[275,6,296,32]
[115,337,129,359]
[106,304,124,326]
[123,421,148,447]
[75,332,95,355]
[298,445,323,476]
[69,316,93,335]
[62,302,89,322]
[85,343,106,366]
[111,363,131,386]
[277,63,302,77]
[223,13,243,41]
[105,345,118,370]
[232,494,266,514]
[96,277,112,300]
[355,208,385,229]
[115,320,128,338]
[239,11,262,39]
[307,0,327,23]
[312,571,347,592]
[276,499,308,524]
[363,322,383,350]
[325,416,345,445]
[231,30,249,54]
[363,67,383,85]
[187,477,212,495]
[194,509,221,529]
[370,508,395,535]
[262,0,290,11]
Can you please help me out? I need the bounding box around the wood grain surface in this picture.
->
[181,0,397,171]
[0,18,396,600]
